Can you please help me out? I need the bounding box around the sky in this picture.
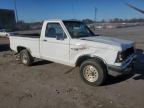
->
[0,0,144,22]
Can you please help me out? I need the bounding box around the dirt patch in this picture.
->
[0,29,144,108]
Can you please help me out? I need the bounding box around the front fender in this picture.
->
[75,54,107,66]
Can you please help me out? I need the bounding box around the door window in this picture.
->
[45,23,66,39]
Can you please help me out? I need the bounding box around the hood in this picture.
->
[80,36,134,50]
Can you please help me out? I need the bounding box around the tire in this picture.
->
[80,59,107,86]
[20,49,34,66]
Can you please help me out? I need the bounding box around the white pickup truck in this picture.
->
[10,19,136,86]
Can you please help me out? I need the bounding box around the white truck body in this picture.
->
[10,19,136,78]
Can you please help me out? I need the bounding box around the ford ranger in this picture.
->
[9,20,136,86]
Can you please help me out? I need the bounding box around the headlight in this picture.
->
[115,52,123,63]
[116,47,135,63]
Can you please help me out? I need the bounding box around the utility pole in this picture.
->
[13,0,18,22]
[72,1,75,19]
[94,7,97,22]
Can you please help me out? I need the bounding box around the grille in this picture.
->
[122,47,134,60]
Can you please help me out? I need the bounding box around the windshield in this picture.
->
[63,21,95,38]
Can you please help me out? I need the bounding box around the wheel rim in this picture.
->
[22,54,28,64]
[83,65,99,82]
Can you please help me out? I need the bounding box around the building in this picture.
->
[0,9,16,31]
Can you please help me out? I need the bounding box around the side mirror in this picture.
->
[56,34,66,40]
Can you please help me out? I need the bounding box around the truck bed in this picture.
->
[9,35,40,58]
[11,30,41,38]
[11,34,40,38]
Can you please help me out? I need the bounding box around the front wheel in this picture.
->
[80,59,107,86]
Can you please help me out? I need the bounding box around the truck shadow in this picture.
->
[133,49,144,80]
[0,44,10,52]
[105,72,135,86]
[105,49,144,85]
[32,60,53,66]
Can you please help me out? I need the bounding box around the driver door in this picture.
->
[40,22,70,65]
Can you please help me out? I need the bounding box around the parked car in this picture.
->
[0,29,9,37]
[9,19,136,86]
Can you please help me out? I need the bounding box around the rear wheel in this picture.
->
[80,59,107,86]
[20,49,34,66]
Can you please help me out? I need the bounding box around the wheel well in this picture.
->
[76,55,108,73]
[17,46,26,53]
[76,55,107,67]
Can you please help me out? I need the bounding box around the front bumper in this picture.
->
[108,54,136,77]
